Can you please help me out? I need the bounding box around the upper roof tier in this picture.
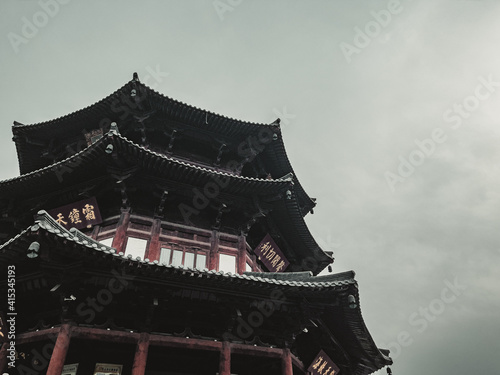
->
[12,74,316,216]
[0,128,332,274]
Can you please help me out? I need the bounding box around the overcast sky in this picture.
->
[1,1,499,374]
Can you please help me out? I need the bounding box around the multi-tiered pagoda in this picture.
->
[0,74,392,375]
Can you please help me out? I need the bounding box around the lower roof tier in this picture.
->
[0,212,392,375]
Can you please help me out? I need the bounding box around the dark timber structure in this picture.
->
[0,74,392,375]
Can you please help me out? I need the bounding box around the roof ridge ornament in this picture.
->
[270,118,281,127]
[132,72,139,82]
[109,122,120,135]
[278,172,294,181]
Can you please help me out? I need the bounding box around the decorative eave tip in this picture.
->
[270,118,281,127]
[278,172,294,182]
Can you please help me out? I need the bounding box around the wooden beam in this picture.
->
[238,234,246,274]
[147,218,161,261]
[218,341,231,375]
[149,335,221,352]
[46,324,72,375]
[112,209,130,254]
[209,230,219,271]
[281,348,293,375]
[16,326,305,372]
[131,333,150,375]
[231,343,283,358]
[291,352,305,372]
[17,327,60,345]
[71,327,139,344]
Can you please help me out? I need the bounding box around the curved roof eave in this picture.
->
[0,211,349,291]
[346,289,393,374]
[11,77,273,133]
[0,130,294,193]
[266,131,317,215]
[269,191,333,275]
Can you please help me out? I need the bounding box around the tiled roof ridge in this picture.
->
[0,129,294,187]
[12,81,132,130]
[114,132,293,184]
[0,226,31,250]
[136,80,278,129]
[2,211,354,289]
[266,135,317,212]
[244,270,356,283]
[12,77,278,131]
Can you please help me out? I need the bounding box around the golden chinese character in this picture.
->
[56,213,67,225]
[259,242,272,256]
[324,366,332,375]
[83,204,96,220]
[266,249,276,260]
[271,254,281,267]
[68,208,82,224]
[276,260,286,272]
[312,357,323,370]
[318,361,327,374]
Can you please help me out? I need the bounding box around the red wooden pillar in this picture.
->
[237,234,247,274]
[46,324,72,375]
[282,348,293,375]
[219,341,231,375]
[147,219,162,261]
[131,333,150,375]
[112,209,130,254]
[0,342,7,373]
[209,230,220,271]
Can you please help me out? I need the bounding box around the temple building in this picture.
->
[0,74,392,375]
